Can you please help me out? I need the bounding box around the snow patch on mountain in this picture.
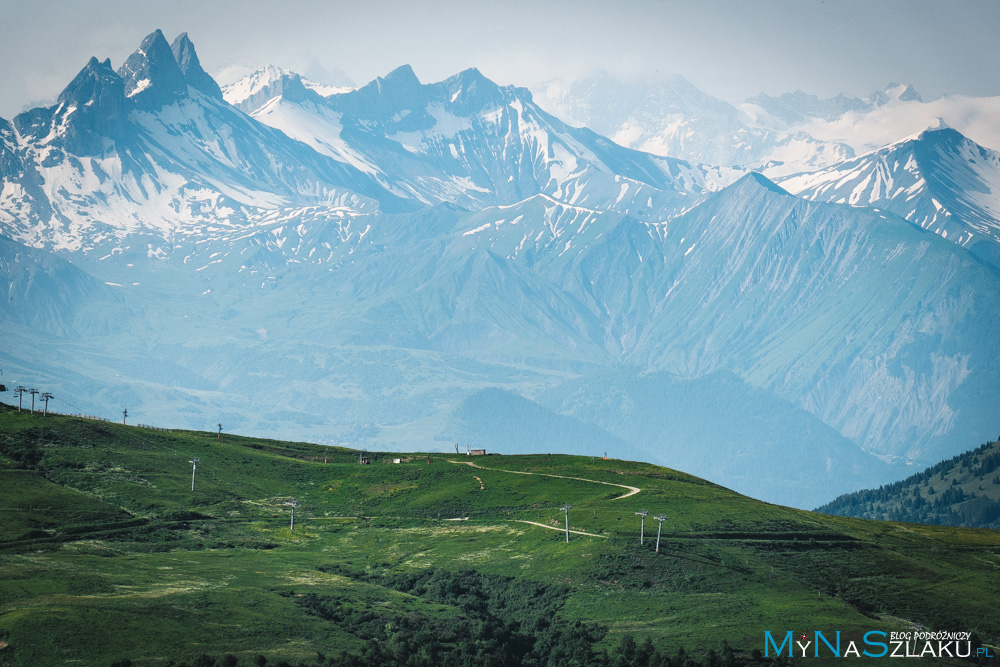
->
[248,96,379,175]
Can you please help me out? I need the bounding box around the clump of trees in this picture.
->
[304,566,604,666]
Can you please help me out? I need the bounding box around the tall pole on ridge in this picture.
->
[561,504,572,543]
[655,514,667,553]
[190,457,200,491]
[636,509,649,545]
[41,392,53,417]
[14,386,25,412]
[29,388,38,413]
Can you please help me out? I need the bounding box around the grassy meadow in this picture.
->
[1,405,999,666]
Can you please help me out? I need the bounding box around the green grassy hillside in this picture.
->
[817,437,1000,528]
[1,406,999,666]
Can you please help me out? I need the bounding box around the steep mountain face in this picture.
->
[605,175,1000,464]
[117,29,189,108]
[0,233,129,337]
[47,57,128,154]
[170,32,224,100]
[0,118,21,177]
[780,128,1000,267]
[533,72,854,177]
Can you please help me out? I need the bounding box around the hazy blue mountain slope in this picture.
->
[538,369,892,508]
[49,172,1000,473]
[595,174,1000,464]
[0,233,128,337]
[8,163,999,508]
[170,172,1000,470]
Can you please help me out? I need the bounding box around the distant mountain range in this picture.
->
[534,74,1000,180]
[2,30,999,509]
[742,84,1000,158]
[532,72,854,176]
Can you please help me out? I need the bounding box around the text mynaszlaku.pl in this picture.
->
[763,630,992,659]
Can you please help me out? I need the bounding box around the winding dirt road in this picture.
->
[512,520,609,538]
[448,460,640,499]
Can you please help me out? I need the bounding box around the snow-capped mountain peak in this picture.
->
[780,126,1000,267]
[222,65,291,107]
[0,30,412,254]
[222,65,352,113]
[13,55,126,155]
[440,67,527,111]
[223,66,317,113]
[870,82,923,106]
[116,29,188,107]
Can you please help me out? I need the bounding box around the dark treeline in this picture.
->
[817,438,1000,528]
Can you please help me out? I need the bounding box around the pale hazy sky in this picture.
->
[1,0,998,119]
